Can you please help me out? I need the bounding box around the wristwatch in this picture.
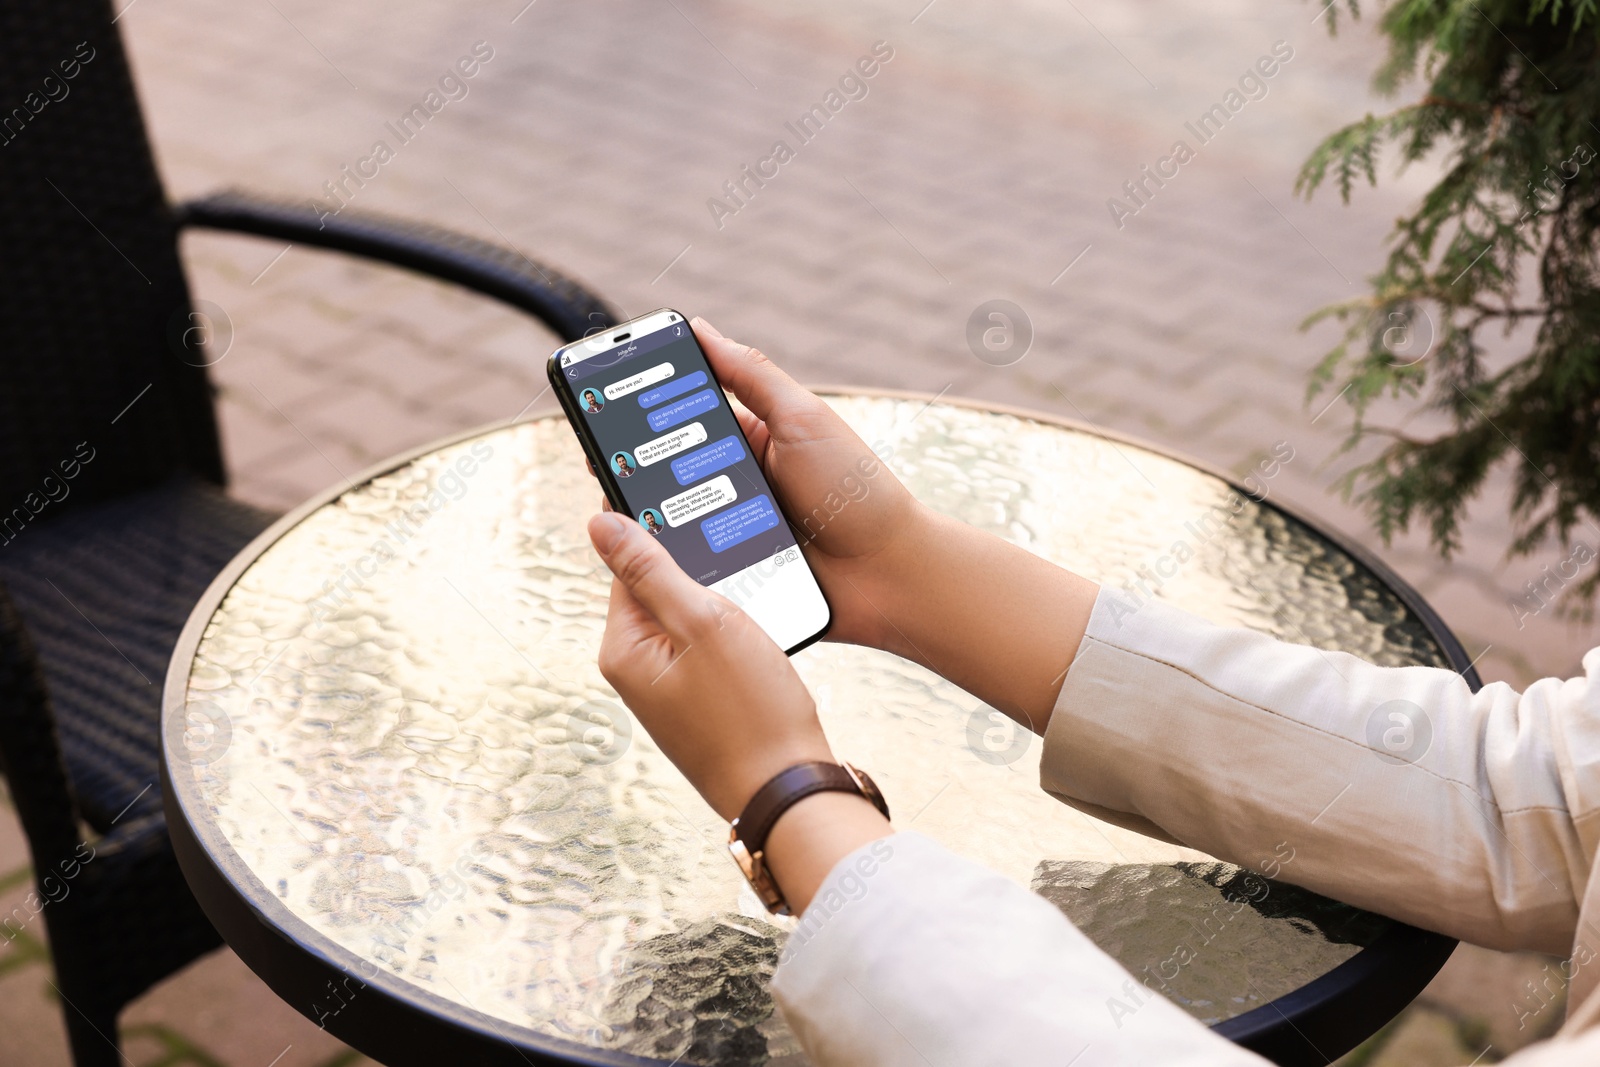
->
[727,760,890,916]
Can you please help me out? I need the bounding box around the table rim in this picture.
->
[160,387,1469,1065]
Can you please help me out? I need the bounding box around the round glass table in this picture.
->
[162,393,1469,1067]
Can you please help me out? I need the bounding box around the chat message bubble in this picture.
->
[646,388,719,432]
[702,495,780,553]
[662,474,737,528]
[604,362,674,401]
[638,370,708,409]
[670,434,746,486]
[634,422,708,467]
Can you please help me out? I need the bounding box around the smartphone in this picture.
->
[548,309,831,655]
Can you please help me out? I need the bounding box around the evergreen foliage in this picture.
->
[1300,1,1600,594]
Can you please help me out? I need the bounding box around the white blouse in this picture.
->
[769,591,1600,1065]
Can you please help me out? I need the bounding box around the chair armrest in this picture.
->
[174,189,621,342]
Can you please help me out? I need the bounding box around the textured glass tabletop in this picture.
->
[169,396,1450,1065]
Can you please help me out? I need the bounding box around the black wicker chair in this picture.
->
[0,3,619,1064]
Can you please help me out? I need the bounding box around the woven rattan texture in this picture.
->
[0,575,228,1065]
[0,0,224,521]
[0,477,274,831]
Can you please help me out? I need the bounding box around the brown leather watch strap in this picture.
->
[731,761,890,854]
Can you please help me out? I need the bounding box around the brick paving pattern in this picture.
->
[0,0,1585,1063]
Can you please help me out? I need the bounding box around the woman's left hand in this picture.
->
[587,511,833,821]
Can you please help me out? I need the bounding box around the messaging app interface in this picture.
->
[564,326,802,589]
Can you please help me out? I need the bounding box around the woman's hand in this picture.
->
[692,318,924,650]
[588,510,831,820]
[691,318,1100,736]
[589,510,892,913]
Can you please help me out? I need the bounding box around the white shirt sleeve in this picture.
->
[768,587,1600,1065]
[769,831,1600,1067]
[1042,590,1600,957]
[769,831,1272,1067]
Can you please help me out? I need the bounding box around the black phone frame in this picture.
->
[545,308,832,656]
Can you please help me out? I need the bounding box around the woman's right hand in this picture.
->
[692,317,926,651]
[693,317,1100,735]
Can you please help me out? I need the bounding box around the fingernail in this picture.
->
[693,316,724,339]
[588,512,629,554]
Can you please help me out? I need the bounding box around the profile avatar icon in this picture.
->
[582,388,604,414]
[611,451,637,478]
[639,509,665,536]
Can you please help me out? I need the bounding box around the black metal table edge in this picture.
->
[162,392,1467,1067]
[1212,921,1456,1064]
[159,758,663,1067]
[161,412,677,1067]
[833,387,1468,1065]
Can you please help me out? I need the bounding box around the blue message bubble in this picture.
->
[638,370,708,409]
[671,435,746,486]
[702,495,780,553]
[646,388,720,432]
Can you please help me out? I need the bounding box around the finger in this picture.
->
[600,567,669,663]
[692,318,818,427]
[732,403,760,438]
[588,512,710,634]
[604,569,656,644]
[732,403,771,462]
[598,577,684,695]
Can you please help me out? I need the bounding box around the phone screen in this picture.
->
[552,310,831,653]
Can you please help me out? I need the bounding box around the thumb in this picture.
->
[588,512,708,630]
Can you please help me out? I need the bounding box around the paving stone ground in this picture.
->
[1,0,1591,1063]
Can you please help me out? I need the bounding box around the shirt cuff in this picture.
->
[1039,588,1189,843]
